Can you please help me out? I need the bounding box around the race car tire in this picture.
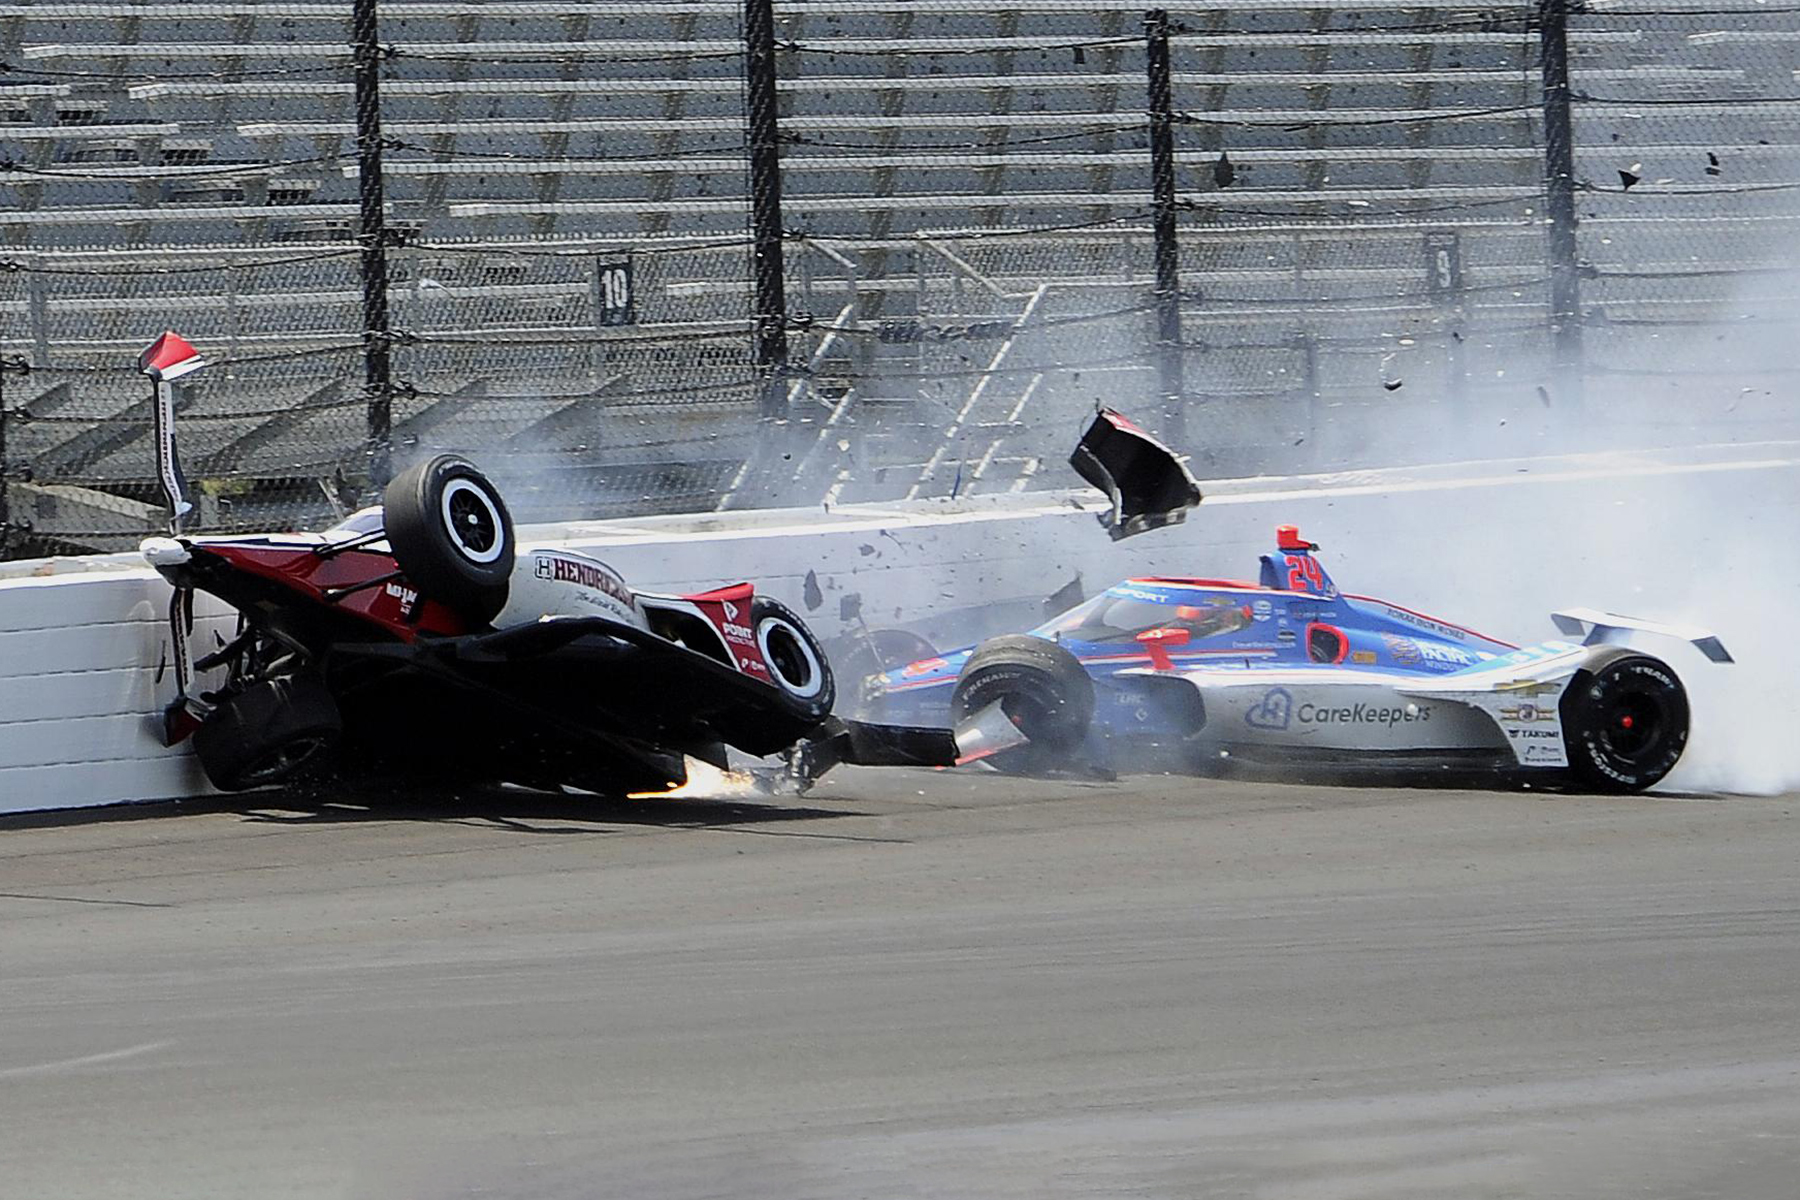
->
[952,635,1095,774]
[753,597,836,723]
[192,674,342,792]
[1559,652,1689,793]
[383,454,514,624]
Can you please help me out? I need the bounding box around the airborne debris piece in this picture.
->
[1069,407,1202,541]
[1618,168,1641,190]
[136,333,952,797]
[1536,385,1553,408]
[1044,574,1085,618]
[859,526,1731,794]
[1212,150,1236,189]
[1705,151,1722,177]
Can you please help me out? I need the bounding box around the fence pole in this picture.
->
[744,0,789,420]
[353,0,394,485]
[1145,9,1185,442]
[1540,0,1584,399]
[0,357,10,558]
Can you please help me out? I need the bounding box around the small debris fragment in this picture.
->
[802,570,823,611]
[1213,150,1236,189]
[1705,151,1722,177]
[1536,385,1552,408]
[1618,167,1641,190]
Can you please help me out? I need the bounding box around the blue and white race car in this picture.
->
[862,524,1730,792]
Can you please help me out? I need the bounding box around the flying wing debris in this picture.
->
[1069,407,1202,541]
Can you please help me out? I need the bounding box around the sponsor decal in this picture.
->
[538,553,634,610]
[1277,629,1297,646]
[1506,726,1560,741]
[723,600,739,620]
[1115,586,1170,603]
[1351,650,1377,665]
[1499,702,1556,723]
[1383,633,1422,666]
[1416,640,1473,667]
[722,619,755,642]
[1521,742,1565,765]
[1374,602,1469,642]
[1498,680,1562,698]
[1383,633,1472,669]
[1251,599,1274,622]
[1244,687,1294,731]
[1296,700,1432,728]
[902,656,949,677]
[384,581,419,607]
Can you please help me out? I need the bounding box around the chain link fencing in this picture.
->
[2,1,1797,557]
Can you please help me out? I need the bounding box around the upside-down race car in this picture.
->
[860,412,1731,793]
[136,332,950,794]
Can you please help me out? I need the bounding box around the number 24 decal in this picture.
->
[1285,554,1325,591]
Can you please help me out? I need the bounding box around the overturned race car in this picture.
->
[135,332,951,795]
[861,411,1731,794]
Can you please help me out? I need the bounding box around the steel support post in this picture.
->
[354,0,394,485]
[1540,0,1584,400]
[1146,9,1185,442]
[745,0,789,420]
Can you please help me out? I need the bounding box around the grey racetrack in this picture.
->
[3,770,1799,1199]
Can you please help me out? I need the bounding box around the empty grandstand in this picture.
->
[2,1,1798,554]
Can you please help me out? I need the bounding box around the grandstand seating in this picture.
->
[2,1,1798,547]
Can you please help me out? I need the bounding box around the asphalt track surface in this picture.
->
[4,769,1800,1200]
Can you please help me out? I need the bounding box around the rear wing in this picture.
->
[1551,607,1733,664]
[1069,407,1202,541]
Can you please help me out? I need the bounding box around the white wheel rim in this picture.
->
[757,616,824,700]
[440,478,507,565]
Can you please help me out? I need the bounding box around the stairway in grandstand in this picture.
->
[3,1,1799,547]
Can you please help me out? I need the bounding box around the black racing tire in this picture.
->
[753,597,836,723]
[952,634,1095,774]
[1560,653,1689,793]
[383,455,514,625]
[192,674,342,792]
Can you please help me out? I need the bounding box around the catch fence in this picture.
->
[1,1,1796,556]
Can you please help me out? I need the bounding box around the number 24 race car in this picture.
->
[859,410,1732,793]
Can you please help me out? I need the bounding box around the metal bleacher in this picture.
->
[2,1,1798,546]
